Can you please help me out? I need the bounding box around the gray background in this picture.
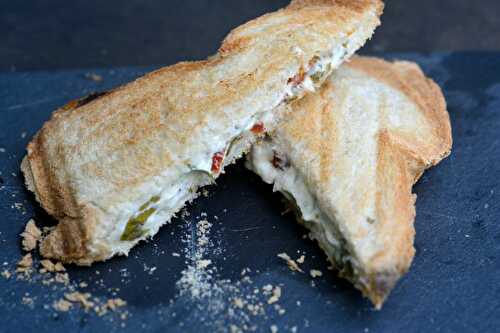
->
[1,0,499,71]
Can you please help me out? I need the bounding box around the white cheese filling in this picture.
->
[245,142,358,276]
[91,43,352,258]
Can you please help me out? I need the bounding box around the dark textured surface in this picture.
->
[1,0,500,71]
[0,52,499,332]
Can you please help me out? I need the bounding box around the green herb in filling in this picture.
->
[138,195,160,211]
[120,207,156,241]
[310,63,332,85]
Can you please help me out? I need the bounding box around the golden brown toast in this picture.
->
[246,56,452,308]
[22,1,383,265]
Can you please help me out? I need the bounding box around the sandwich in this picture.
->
[21,0,384,265]
[246,56,452,308]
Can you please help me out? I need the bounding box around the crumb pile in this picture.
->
[174,212,293,332]
[1,218,128,321]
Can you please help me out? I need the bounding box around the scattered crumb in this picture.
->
[22,296,35,307]
[39,259,65,273]
[53,299,73,312]
[196,259,212,269]
[262,284,273,294]
[79,281,88,288]
[172,252,181,257]
[55,272,70,285]
[21,131,27,139]
[20,219,41,252]
[310,269,323,278]
[277,253,303,273]
[16,253,33,274]
[0,148,5,153]
[271,324,278,333]
[233,297,244,309]
[85,73,103,82]
[296,255,305,264]
[65,292,94,311]
[100,298,127,314]
[1,269,11,279]
[267,286,281,304]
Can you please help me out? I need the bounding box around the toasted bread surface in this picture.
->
[22,1,383,264]
[247,56,452,308]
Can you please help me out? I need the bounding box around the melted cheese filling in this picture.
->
[245,142,359,278]
[91,44,352,258]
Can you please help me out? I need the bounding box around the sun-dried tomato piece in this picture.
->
[211,151,225,173]
[250,122,265,134]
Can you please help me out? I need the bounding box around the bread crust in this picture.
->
[250,56,452,308]
[22,1,383,264]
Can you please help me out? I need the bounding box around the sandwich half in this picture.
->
[246,56,452,308]
[21,0,383,265]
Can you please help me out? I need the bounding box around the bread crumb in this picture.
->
[85,73,103,82]
[16,253,33,274]
[310,269,323,278]
[262,284,273,294]
[22,296,35,307]
[196,259,212,269]
[172,252,181,257]
[267,286,281,304]
[65,292,94,310]
[53,299,73,312]
[296,255,305,264]
[55,272,70,285]
[103,298,127,312]
[20,219,41,252]
[233,297,244,309]
[1,269,11,279]
[270,324,278,333]
[277,253,303,273]
[54,262,66,272]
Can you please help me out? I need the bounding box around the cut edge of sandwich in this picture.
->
[21,2,384,265]
[245,56,452,309]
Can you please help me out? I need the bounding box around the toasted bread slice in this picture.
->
[246,56,452,308]
[21,1,383,265]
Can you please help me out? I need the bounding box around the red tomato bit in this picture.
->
[287,66,306,86]
[211,151,225,173]
[250,122,265,134]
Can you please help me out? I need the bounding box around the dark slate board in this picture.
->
[0,52,499,333]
